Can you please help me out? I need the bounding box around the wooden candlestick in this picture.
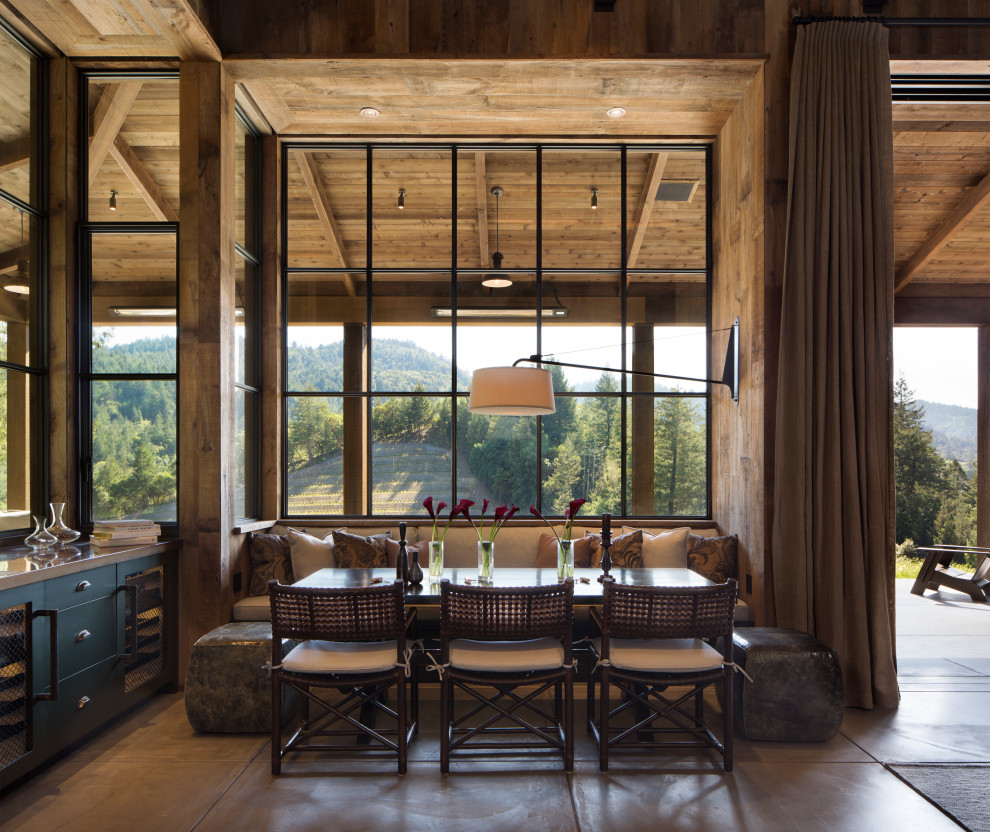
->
[598,512,613,582]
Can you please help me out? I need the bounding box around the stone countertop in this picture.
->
[0,539,181,591]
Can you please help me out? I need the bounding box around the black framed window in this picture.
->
[0,19,45,538]
[282,144,713,520]
[79,71,179,525]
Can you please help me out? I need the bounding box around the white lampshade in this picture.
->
[468,366,556,415]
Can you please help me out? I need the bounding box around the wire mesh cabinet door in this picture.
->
[117,550,178,709]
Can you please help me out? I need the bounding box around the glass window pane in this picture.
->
[458,409,537,511]
[0,203,39,366]
[286,395,345,515]
[457,150,537,270]
[0,26,39,206]
[235,116,258,253]
[626,149,707,270]
[91,380,177,522]
[0,368,39,531]
[234,256,258,387]
[287,149,366,268]
[542,150,621,269]
[87,77,180,222]
[373,149,451,267]
[625,325,709,395]
[91,232,176,373]
[372,395,450,513]
[234,388,257,521]
[625,395,707,516]
[287,272,366,394]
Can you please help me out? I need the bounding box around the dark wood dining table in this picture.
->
[294,566,713,605]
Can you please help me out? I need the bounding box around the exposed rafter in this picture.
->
[475,152,489,267]
[895,169,990,292]
[626,152,669,269]
[291,149,356,297]
[109,136,179,222]
[0,248,21,274]
[89,82,143,184]
[241,81,294,133]
[0,137,31,174]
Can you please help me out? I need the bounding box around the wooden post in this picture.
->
[48,57,79,521]
[979,326,989,548]
[343,321,368,514]
[631,322,654,515]
[178,61,236,676]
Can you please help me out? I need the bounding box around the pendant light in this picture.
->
[3,208,31,295]
[482,186,512,289]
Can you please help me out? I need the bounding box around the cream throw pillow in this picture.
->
[287,527,343,580]
[622,526,691,568]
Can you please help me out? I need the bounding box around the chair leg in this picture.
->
[396,668,407,775]
[586,659,595,733]
[695,687,704,728]
[271,672,282,776]
[440,673,451,774]
[411,662,419,738]
[599,668,610,772]
[564,670,574,772]
[722,669,733,773]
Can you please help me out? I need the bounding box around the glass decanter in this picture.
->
[47,502,81,546]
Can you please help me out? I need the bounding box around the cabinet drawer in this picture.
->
[45,566,116,611]
[57,596,116,680]
[44,658,118,751]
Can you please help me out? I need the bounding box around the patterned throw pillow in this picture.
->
[534,533,594,569]
[686,533,738,584]
[248,534,293,596]
[332,530,389,568]
[589,528,643,569]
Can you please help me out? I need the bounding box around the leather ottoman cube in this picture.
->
[185,622,299,732]
[731,627,843,742]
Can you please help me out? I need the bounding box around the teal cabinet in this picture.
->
[0,545,178,792]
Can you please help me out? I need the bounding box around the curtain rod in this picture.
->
[794,15,990,27]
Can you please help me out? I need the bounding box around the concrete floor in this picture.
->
[3,580,988,832]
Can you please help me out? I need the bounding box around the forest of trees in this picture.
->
[895,376,978,551]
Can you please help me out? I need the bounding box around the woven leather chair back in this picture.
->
[440,579,574,641]
[269,580,405,642]
[602,580,737,641]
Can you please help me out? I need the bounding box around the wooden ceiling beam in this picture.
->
[626,152,669,269]
[109,135,179,222]
[135,0,222,61]
[0,248,22,274]
[896,169,990,293]
[0,137,31,174]
[475,152,489,268]
[291,149,356,297]
[88,81,143,185]
[240,82,293,133]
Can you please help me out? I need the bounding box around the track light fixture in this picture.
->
[397,188,405,210]
[109,189,117,211]
[482,186,512,289]
[591,187,599,210]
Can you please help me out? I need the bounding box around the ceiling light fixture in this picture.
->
[468,317,741,414]
[431,306,568,320]
[605,107,626,118]
[482,186,513,289]
[109,189,117,211]
[397,188,405,210]
[591,187,599,210]
[3,208,31,295]
[108,306,177,318]
[360,107,380,118]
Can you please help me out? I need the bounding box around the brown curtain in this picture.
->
[772,20,899,709]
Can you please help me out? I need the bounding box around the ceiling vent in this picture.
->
[655,181,699,203]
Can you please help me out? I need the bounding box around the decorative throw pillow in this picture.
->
[248,533,293,596]
[287,528,339,581]
[622,526,691,568]
[589,528,643,569]
[687,533,738,584]
[534,532,594,569]
[332,530,389,569]
[383,536,429,569]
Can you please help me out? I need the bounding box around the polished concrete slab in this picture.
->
[2,580,987,832]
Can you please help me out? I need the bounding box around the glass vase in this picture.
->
[557,539,574,581]
[429,540,444,579]
[47,502,81,546]
[25,515,58,550]
[478,540,494,583]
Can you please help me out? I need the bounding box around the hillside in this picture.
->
[918,399,978,468]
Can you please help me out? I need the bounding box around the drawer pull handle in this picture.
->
[75,580,92,592]
[76,696,90,710]
[75,630,92,643]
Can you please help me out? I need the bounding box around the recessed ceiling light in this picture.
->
[606,107,626,118]
[360,107,380,118]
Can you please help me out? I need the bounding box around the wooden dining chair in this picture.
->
[587,579,738,772]
[268,579,418,774]
[437,578,574,773]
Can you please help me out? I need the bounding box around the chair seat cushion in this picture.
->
[282,639,398,675]
[232,594,271,621]
[591,637,723,673]
[450,638,565,672]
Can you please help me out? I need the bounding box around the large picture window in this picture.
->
[282,144,712,520]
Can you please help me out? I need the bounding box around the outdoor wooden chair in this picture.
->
[911,546,990,603]
[268,579,418,774]
[436,578,575,773]
[587,579,738,772]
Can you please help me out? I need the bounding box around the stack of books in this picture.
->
[90,520,161,548]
